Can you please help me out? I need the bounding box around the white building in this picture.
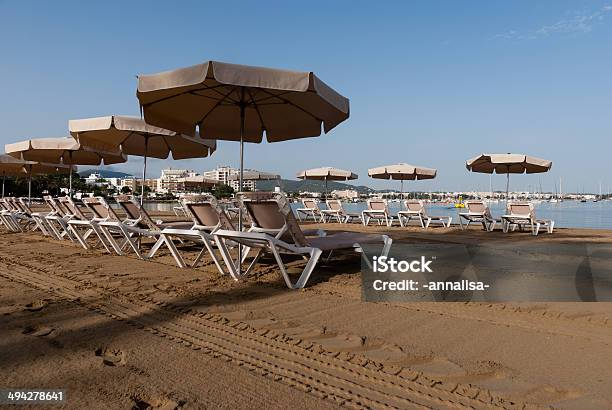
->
[202,166,256,192]
[332,189,359,200]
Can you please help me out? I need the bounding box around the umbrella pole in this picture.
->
[506,172,510,202]
[69,167,73,198]
[141,138,148,206]
[400,180,403,199]
[2,172,5,199]
[237,90,246,275]
[325,177,328,200]
[28,169,32,206]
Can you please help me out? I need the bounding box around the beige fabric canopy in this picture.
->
[297,167,357,198]
[0,154,69,201]
[70,115,216,203]
[368,163,436,197]
[296,167,357,181]
[368,163,437,180]
[137,60,350,142]
[228,170,280,181]
[5,137,126,165]
[466,154,552,174]
[69,115,216,160]
[466,153,552,199]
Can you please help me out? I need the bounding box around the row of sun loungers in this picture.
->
[1,193,392,289]
[297,197,554,236]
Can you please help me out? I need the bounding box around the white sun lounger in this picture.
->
[501,202,554,236]
[458,200,498,231]
[295,198,324,222]
[320,199,362,223]
[214,193,392,289]
[397,200,452,229]
[147,194,232,272]
[362,198,395,227]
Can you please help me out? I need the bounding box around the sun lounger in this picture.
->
[501,202,554,236]
[0,198,23,232]
[320,200,362,223]
[13,197,55,236]
[147,194,234,272]
[362,198,395,227]
[214,193,392,289]
[66,196,121,253]
[295,198,324,222]
[41,195,74,240]
[458,200,498,231]
[397,200,452,229]
[97,195,193,259]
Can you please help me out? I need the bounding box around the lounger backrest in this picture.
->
[368,199,387,212]
[82,197,120,221]
[404,200,424,213]
[327,200,343,211]
[43,196,60,214]
[182,194,234,231]
[58,197,86,219]
[115,195,159,230]
[250,193,308,246]
[466,201,486,214]
[17,198,33,214]
[508,202,534,218]
[302,199,318,210]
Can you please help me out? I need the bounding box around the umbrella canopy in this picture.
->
[466,154,552,174]
[296,167,357,181]
[137,61,350,142]
[466,153,552,199]
[0,154,69,201]
[227,170,280,181]
[5,137,126,198]
[368,163,437,197]
[5,137,125,165]
[296,167,357,198]
[69,115,216,203]
[368,163,437,180]
[69,116,216,159]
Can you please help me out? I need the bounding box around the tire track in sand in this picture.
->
[0,256,542,410]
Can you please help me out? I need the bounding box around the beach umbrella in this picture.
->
[69,115,216,204]
[0,155,69,203]
[466,153,552,200]
[5,137,126,198]
[0,154,32,198]
[137,60,349,215]
[368,163,437,198]
[296,167,357,198]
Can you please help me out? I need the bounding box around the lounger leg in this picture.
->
[272,245,322,289]
[147,236,166,259]
[216,238,241,281]
[162,234,188,268]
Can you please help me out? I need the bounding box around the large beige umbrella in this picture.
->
[5,137,126,197]
[368,163,437,198]
[466,153,552,200]
[296,167,357,198]
[137,60,349,195]
[0,154,69,203]
[69,115,216,204]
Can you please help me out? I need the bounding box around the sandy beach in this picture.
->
[1,212,611,409]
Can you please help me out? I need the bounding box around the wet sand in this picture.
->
[1,216,611,409]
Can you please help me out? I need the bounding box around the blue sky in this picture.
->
[1,0,611,194]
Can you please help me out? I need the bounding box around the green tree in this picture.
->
[121,186,132,194]
[212,183,235,199]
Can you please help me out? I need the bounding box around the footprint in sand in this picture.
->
[22,325,55,337]
[24,300,48,312]
[95,347,126,367]
[132,397,180,410]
